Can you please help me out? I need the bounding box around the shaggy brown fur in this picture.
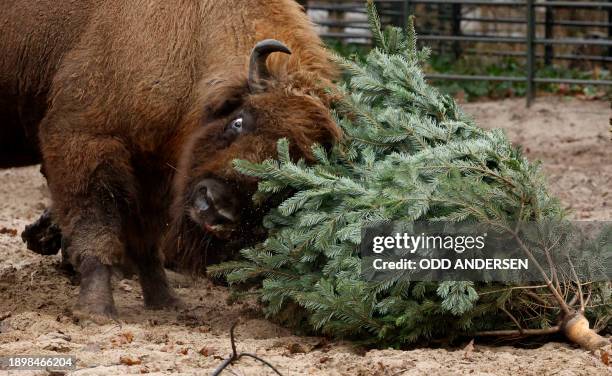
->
[0,0,97,167]
[1,0,340,320]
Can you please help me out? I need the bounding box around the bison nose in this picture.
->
[190,178,239,228]
[194,190,211,213]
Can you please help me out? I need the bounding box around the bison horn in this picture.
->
[248,39,291,92]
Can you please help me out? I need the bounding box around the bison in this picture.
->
[1,0,340,321]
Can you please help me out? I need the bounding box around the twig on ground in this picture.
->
[211,321,283,376]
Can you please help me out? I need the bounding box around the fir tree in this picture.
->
[209,1,611,349]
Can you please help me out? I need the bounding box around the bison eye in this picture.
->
[230,117,243,132]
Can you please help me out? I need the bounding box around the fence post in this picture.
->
[451,3,463,59]
[544,2,554,65]
[608,2,612,57]
[328,4,344,38]
[402,0,410,31]
[526,0,536,107]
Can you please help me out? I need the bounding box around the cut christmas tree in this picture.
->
[209,1,611,349]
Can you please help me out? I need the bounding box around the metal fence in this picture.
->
[303,0,612,105]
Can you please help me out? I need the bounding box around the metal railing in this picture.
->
[304,0,612,105]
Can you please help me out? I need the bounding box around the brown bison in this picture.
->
[1,0,340,321]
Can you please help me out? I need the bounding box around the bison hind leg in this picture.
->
[21,209,62,256]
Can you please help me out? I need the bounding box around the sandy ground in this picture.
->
[0,97,610,375]
[463,97,611,221]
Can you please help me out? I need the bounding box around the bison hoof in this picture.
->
[73,303,118,325]
[21,209,62,255]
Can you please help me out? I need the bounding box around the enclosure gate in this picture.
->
[303,0,612,106]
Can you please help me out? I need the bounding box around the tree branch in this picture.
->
[510,231,571,315]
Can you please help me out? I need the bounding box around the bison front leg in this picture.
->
[76,255,116,320]
[125,193,184,310]
[40,129,135,322]
[134,250,184,310]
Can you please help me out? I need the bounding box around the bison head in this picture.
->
[165,40,340,268]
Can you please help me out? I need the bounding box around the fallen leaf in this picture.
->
[199,347,216,357]
[178,348,188,355]
[601,350,610,366]
[120,355,142,366]
[0,227,17,236]
[319,356,331,364]
[112,331,134,347]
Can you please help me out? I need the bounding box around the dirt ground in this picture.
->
[463,96,611,221]
[0,97,610,375]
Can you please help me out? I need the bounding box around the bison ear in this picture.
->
[248,39,291,93]
[201,79,248,122]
